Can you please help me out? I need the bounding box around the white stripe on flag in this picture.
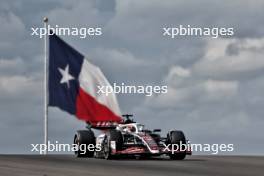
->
[78,58,121,116]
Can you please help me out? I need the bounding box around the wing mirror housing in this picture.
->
[153,129,161,133]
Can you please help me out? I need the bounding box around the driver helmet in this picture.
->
[128,125,136,132]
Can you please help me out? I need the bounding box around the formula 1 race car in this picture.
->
[74,115,192,160]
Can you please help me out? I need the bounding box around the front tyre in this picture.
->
[103,129,123,160]
[109,129,123,150]
[103,136,111,160]
[74,130,95,157]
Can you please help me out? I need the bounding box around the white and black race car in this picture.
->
[74,115,192,160]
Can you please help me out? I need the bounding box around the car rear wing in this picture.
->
[87,121,121,130]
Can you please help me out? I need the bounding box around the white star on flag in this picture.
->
[58,64,75,88]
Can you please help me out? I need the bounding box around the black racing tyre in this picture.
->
[109,129,123,151]
[167,130,187,160]
[103,129,123,160]
[103,136,111,160]
[74,130,95,157]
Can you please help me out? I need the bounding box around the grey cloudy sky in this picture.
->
[0,0,264,154]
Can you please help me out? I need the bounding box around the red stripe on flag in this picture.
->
[76,88,122,123]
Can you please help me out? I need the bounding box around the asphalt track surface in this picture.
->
[0,155,263,176]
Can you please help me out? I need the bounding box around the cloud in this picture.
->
[92,48,149,69]
[166,66,191,78]
[47,0,109,27]
[203,79,238,100]
[0,12,25,46]
[0,57,26,75]
[193,38,264,79]
[146,80,238,109]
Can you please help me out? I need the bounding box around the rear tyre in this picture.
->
[167,130,187,160]
[74,130,95,157]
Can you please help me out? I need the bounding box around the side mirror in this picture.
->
[153,129,161,133]
[142,129,152,133]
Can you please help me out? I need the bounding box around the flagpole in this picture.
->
[43,17,49,155]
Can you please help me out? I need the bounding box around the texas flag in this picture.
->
[48,34,122,126]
